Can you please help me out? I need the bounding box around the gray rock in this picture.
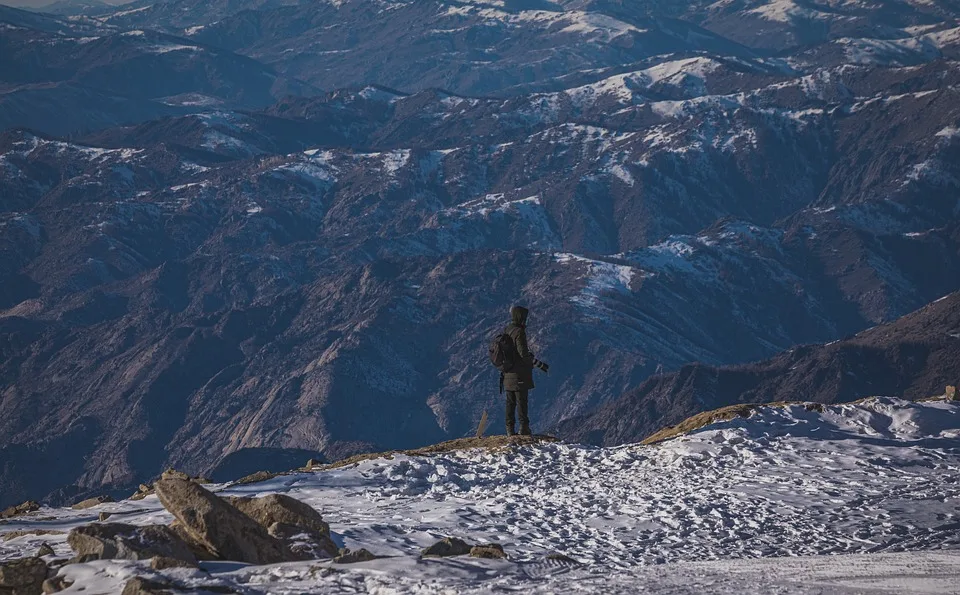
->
[153,478,294,565]
[66,523,196,564]
[70,496,114,511]
[0,501,40,520]
[232,471,280,485]
[120,577,175,595]
[226,494,330,538]
[130,485,154,501]
[121,577,237,595]
[150,556,197,571]
[421,537,472,558]
[36,544,55,558]
[0,557,48,595]
[469,544,506,559]
[1,531,63,543]
[332,548,378,564]
[265,523,327,559]
[168,521,216,561]
[40,575,72,594]
[161,469,190,481]
[97,512,112,522]
[227,494,337,558]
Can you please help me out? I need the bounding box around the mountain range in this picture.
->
[1,0,959,508]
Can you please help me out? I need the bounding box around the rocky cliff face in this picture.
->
[1,0,959,507]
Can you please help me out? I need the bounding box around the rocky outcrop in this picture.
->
[225,494,336,558]
[149,556,197,571]
[120,578,175,595]
[421,537,472,558]
[41,575,73,594]
[35,544,54,558]
[66,524,196,564]
[231,472,281,486]
[152,478,295,565]
[120,576,238,595]
[225,494,329,536]
[0,557,48,595]
[70,496,114,511]
[333,548,378,564]
[1,502,40,520]
[0,531,63,543]
[130,485,154,502]
[470,544,506,559]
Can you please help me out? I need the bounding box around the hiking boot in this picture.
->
[506,426,516,436]
[519,427,532,436]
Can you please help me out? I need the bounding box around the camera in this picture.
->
[533,359,549,373]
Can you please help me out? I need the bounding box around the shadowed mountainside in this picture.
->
[557,291,960,446]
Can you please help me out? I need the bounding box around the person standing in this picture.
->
[501,305,548,436]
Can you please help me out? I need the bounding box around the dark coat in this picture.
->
[503,306,535,392]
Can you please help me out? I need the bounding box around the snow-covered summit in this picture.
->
[3,397,960,593]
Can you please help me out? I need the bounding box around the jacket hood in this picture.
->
[510,305,529,326]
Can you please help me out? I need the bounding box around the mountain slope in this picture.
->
[1,0,959,508]
[1,51,960,508]
[557,291,960,447]
[0,8,317,136]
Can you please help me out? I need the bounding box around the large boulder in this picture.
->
[120,577,175,595]
[0,557,48,595]
[41,575,73,594]
[470,544,506,559]
[225,494,329,536]
[168,522,216,561]
[66,524,197,564]
[225,494,337,558]
[333,548,378,564]
[421,537,472,558]
[153,478,294,565]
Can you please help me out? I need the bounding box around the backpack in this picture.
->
[489,332,519,373]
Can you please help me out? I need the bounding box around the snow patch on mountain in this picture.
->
[555,252,638,311]
[430,193,561,251]
[649,94,744,119]
[382,149,411,175]
[936,126,960,140]
[201,131,258,156]
[630,238,701,273]
[441,4,645,42]
[358,86,405,103]
[835,36,941,65]
[273,162,338,187]
[146,42,200,54]
[563,57,723,107]
[923,26,960,48]
[747,0,837,23]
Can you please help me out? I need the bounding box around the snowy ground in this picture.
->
[3,397,960,593]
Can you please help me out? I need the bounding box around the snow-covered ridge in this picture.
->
[441,4,646,41]
[563,57,724,107]
[2,398,960,593]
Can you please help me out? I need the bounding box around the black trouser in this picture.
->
[505,390,530,434]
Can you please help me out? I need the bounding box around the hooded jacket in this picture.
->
[503,305,535,392]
